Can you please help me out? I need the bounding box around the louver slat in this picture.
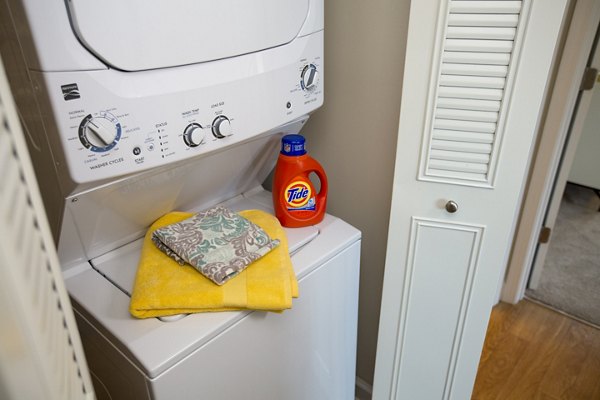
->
[427,168,487,182]
[442,52,511,65]
[449,1,522,14]
[438,86,503,101]
[434,119,496,133]
[439,75,505,89]
[430,149,490,164]
[435,108,498,123]
[431,139,493,154]
[448,14,519,27]
[444,39,513,53]
[429,159,489,174]
[423,0,523,184]
[441,63,508,78]
[446,26,516,40]
[436,98,501,112]
[432,129,494,144]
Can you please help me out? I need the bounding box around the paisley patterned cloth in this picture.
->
[152,206,280,285]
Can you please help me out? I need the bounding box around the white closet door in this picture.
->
[0,59,94,399]
[373,1,567,399]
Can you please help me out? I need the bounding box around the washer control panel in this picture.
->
[45,32,323,184]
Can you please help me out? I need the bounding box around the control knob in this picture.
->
[300,64,319,91]
[212,115,232,139]
[183,123,206,147]
[79,114,121,152]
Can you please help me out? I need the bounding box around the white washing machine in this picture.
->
[1,1,361,399]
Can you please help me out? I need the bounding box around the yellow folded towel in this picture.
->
[130,209,298,318]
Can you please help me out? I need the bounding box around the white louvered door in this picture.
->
[0,58,94,399]
[374,1,567,399]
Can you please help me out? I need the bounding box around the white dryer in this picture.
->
[1,1,361,399]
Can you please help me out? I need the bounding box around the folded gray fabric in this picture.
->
[152,206,280,285]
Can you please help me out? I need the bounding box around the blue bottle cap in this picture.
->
[281,134,307,156]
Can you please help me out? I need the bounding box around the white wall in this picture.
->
[302,0,410,385]
[568,83,600,190]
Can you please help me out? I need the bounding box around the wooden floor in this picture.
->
[472,300,600,400]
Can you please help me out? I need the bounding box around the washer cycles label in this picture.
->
[285,180,315,211]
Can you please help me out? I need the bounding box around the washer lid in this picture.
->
[66,0,310,71]
[90,193,320,300]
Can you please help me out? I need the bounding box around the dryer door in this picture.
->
[66,0,310,71]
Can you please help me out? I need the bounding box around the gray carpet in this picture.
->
[526,183,600,327]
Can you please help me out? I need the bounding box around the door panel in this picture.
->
[394,219,483,399]
[373,1,568,399]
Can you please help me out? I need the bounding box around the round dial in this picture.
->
[212,115,232,139]
[78,113,121,152]
[300,64,319,91]
[183,123,206,147]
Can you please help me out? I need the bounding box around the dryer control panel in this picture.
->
[37,32,323,185]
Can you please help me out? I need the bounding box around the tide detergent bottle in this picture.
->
[273,134,328,228]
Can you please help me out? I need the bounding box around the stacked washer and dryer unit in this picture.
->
[2,1,360,399]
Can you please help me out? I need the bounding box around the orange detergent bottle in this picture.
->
[272,134,328,228]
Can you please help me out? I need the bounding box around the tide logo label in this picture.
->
[285,181,312,208]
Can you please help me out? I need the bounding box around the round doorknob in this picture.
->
[445,200,459,213]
